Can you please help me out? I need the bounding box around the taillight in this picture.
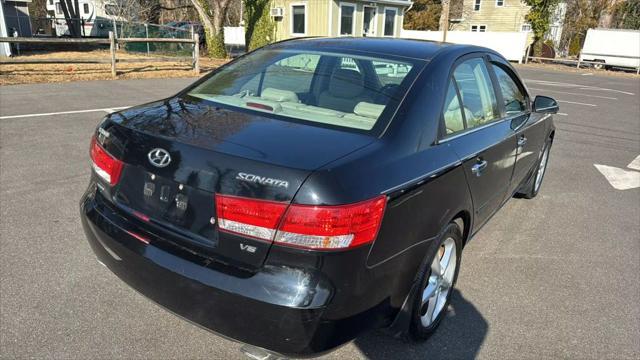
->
[90,135,123,186]
[215,194,387,250]
[216,194,288,241]
[276,196,387,249]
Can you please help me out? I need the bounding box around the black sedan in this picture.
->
[80,38,558,358]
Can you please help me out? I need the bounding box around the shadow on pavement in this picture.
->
[353,290,487,360]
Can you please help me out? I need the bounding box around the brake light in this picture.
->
[276,196,387,249]
[215,194,387,250]
[90,135,123,186]
[246,102,274,112]
[216,194,288,241]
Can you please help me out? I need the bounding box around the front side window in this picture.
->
[496,0,504,6]
[291,5,306,35]
[471,25,487,32]
[453,58,499,128]
[474,0,481,11]
[340,4,355,35]
[492,64,527,115]
[187,49,420,132]
[83,3,89,14]
[384,8,396,36]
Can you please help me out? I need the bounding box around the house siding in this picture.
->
[274,0,407,40]
[451,0,530,32]
[273,0,329,40]
[331,1,405,37]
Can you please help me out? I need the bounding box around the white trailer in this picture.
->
[579,28,640,70]
[46,0,123,37]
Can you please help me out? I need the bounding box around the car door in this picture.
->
[488,60,547,194]
[440,55,517,230]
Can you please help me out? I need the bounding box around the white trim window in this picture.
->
[327,1,333,36]
[496,0,504,6]
[339,3,356,36]
[474,0,481,11]
[362,5,377,37]
[290,4,307,36]
[471,25,487,32]
[383,7,397,37]
[521,23,532,32]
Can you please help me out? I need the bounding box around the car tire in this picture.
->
[408,222,463,340]
[519,140,552,199]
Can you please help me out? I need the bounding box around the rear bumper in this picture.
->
[80,190,338,357]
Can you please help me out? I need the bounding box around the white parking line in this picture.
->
[594,164,640,190]
[0,106,130,120]
[524,79,635,96]
[527,87,617,100]
[557,112,568,116]
[628,155,640,171]
[557,100,597,107]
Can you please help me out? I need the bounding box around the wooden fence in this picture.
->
[0,31,200,77]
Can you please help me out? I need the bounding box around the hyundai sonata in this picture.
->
[80,37,558,358]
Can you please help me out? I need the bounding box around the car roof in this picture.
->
[267,37,478,61]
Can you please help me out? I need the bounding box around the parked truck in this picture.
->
[579,28,640,71]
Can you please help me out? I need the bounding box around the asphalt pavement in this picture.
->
[1,66,639,359]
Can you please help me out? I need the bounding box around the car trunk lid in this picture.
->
[94,98,374,269]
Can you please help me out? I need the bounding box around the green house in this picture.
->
[270,0,412,40]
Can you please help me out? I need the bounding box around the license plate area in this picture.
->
[114,166,217,247]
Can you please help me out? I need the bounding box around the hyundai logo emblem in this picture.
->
[148,148,172,168]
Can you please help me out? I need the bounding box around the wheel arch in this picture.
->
[451,210,472,247]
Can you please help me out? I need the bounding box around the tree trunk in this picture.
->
[189,0,229,58]
[59,0,80,37]
[438,0,450,32]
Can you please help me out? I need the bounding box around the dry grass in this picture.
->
[0,50,228,85]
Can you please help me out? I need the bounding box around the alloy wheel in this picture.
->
[420,237,457,327]
[534,146,550,192]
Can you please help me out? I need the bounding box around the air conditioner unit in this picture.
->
[270,7,284,17]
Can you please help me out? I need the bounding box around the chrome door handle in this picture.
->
[517,136,527,147]
[471,160,488,176]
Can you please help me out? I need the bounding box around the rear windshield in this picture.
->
[187,49,421,132]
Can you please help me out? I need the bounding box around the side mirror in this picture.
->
[532,95,559,114]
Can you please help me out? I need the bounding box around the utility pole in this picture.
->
[441,0,450,42]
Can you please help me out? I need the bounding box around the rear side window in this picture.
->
[491,64,527,115]
[453,58,498,129]
[188,49,420,132]
[443,80,465,134]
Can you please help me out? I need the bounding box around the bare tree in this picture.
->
[58,0,81,37]
[189,0,234,58]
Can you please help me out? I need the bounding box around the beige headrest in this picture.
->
[354,102,385,119]
[261,88,300,103]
